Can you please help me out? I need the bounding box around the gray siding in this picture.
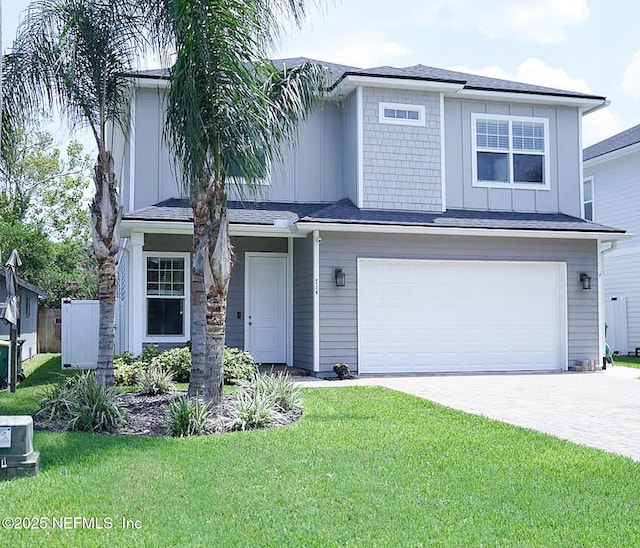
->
[0,286,39,361]
[318,231,598,373]
[226,237,288,349]
[228,103,344,203]
[143,234,287,349]
[341,91,358,205]
[133,88,184,210]
[362,88,442,211]
[444,99,581,216]
[293,235,314,369]
[585,149,640,353]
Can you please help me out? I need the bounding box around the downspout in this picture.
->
[313,231,321,373]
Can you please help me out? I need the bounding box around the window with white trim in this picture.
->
[146,256,186,336]
[583,177,594,221]
[379,102,425,126]
[472,113,550,189]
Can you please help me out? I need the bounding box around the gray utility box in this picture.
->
[0,416,40,480]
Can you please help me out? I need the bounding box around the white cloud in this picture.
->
[420,0,590,44]
[449,58,592,93]
[621,51,640,101]
[276,31,410,68]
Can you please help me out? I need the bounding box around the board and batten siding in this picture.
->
[444,99,582,216]
[585,149,640,353]
[318,231,598,373]
[361,87,442,212]
[341,90,359,206]
[293,235,314,369]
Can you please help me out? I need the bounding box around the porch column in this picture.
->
[129,231,145,356]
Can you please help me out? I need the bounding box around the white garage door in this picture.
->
[358,259,567,374]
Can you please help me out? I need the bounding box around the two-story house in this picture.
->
[583,125,640,356]
[113,58,626,375]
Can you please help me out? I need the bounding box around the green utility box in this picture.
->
[0,340,24,390]
[0,415,40,479]
[0,342,8,387]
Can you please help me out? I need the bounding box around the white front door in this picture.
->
[245,254,287,363]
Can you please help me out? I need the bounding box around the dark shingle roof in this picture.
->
[132,58,604,101]
[584,123,640,161]
[300,199,621,233]
[123,198,327,225]
[123,198,623,234]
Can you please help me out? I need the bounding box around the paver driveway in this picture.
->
[297,366,640,461]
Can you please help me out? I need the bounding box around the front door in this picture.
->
[245,253,287,363]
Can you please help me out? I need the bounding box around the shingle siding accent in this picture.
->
[318,231,598,373]
[361,88,442,212]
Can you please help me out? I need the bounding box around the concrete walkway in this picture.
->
[296,366,640,461]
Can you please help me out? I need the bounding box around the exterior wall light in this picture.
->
[579,272,592,290]
[334,268,346,287]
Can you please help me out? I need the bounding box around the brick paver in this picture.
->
[297,366,640,461]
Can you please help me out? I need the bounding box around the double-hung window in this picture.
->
[583,177,594,221]
[145,254,189,339]
[472,113,550,189]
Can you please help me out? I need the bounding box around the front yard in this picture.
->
[0,355,639,546]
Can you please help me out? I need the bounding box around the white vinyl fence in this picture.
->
[61,299,99,369]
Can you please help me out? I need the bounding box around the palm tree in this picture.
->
[144,1,325,405]
[7,0,144,386]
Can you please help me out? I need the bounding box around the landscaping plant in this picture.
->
[223,347,257,384]
[38,371,127,432]
[333,363,350,379]
[152,347,191,382]
[168,396,214,437]
[136,365,176,395]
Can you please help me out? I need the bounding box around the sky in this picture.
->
[4,0,640,150]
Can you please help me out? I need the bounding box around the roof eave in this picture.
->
[584,140,640,167]
[296,220,630,241]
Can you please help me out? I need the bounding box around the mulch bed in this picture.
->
[34,391,302,437]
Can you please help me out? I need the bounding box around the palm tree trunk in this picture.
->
[96,256,116,386]
[91,150,121,388]
[204,197,231,406]
[188,193,208,398]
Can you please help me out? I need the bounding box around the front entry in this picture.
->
[245,253,287,363]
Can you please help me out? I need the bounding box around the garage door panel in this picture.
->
[358,259,566,373]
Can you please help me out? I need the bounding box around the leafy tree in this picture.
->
[144,0,326,404]
[6,0,145,387]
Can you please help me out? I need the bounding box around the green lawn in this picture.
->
[613,356,640,369]
[1,356,639,546]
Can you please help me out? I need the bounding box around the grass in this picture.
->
[0,356,639,546]
[613,355,640,369]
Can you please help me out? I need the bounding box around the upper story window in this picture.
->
[583,177,594,221]
[379,102,425,127]
[472,113,550,190]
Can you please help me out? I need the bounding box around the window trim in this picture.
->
[379,102,426,127]
[583,176,595,221]
[471,113,551,191]
[25,295,31,319]
[143,252,190,343]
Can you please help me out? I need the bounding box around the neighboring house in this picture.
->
[584,125,640,355]
[113,58,627,376]
[0,267,47,361]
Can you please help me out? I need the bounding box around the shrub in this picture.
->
[114,357,148,386]
[38,372,127,433]
[224,347,257,384]
[333,363,350,379]
[114,351,135,365]
[223,371,302,431]
[140,344,161,363]
[136,365,176,395]
[222,387,283,431]
[238,371,302,412]
[168,396,213,437]
[152,347,191,383]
